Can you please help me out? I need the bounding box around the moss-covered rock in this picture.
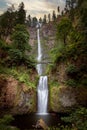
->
[0,75,36,115]
[50,85,87,113]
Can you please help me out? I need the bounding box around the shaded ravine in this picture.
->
[36,26,48,114]
[11,26,66,130]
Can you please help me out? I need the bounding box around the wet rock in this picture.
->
[33,118,48,130]
[0,75,36,115]
[50,85,87,113]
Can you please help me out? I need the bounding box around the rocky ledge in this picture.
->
[0,75,36,115]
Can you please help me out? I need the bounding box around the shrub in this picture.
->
[61,107,87,130]
[0,115,19,130]
[66,64,78,78]
[65,79,77,87]
[8,49,23,65]
[0,115,14,125]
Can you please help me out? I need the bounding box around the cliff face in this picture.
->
[29,27,37,47]
[41,23,56,49]
[50,85,87,113]
[29,23,56,50]
[0,75,36,115]
[49,62,87,112]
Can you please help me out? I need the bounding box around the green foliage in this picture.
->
[0,39,11,65]
[17,2,26,24]
[32,17,38,27]
[0,24,33,69]
[10,69,36,87]
[0,66,36,88]
[79,0,87,27]
[0,10,16,37]
[66,64,78,77]
[0,115,19,130]
[52,10,56,21]
[8,49,22,64]
[69,29,83,44]
[0,115,14,125]
[12,24,30,52]
[49,80,60,88]
[50,40,65,64]
[6,24,35,68]
[56,17,72,44]
[0,2,26,38]
[8,49,35,68]
[61,107,87,130]
[0,40,7,49]
[80,75,87,86]
[48,126,74,130]
[0,39,11,51]
[65,79,77,87]
[48,0,87,89]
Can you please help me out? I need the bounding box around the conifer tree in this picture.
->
[27,15,31,27]
[48,13,51,23]
[17,2,26,24]
[43,14,47,24]
[52,10,56,21]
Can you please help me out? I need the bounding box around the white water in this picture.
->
[36,29,42,75]
[37,29,42,62]
[38,76,48,113]
[37,27,48,114]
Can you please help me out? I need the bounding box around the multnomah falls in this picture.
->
[0,0,87,129]
[36,25,48,114]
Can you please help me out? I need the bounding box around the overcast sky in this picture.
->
[0,0,65,18]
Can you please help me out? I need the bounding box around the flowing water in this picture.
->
[36,29,42,75]
[38,76,48,113]
[11,25,64,130]
[36,27,48,114]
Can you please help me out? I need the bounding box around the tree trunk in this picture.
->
[64,35,66,45]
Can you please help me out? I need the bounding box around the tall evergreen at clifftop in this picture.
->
[17,2,26,24]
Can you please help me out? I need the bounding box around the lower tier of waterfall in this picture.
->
[37,76,48,114]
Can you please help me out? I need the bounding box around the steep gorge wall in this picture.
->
[0,75,36,115]
[49,62,87,112]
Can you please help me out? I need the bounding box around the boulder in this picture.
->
[33,118,48,130]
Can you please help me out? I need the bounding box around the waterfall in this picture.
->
[37,29,42,62]
[38,76,48,113]
[36,29,42,75]
[36,27,48,114]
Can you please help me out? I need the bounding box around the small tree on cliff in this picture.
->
[9,24,32,67]
[66,0,77,21]
[12,24,30,52]
[56,17,72,45]
[0,6,16,37]
[52,10,56,21]
[48,13,51,23]
[57,6,60,13]
[27,14,31,27]
[43,14,47,24]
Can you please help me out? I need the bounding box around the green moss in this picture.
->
[65,79,77,87]
[0,65,37,88]
[66,64,78,75]
[50,87,62,112]
[61,107,87,130]
[49,80,60,88]
[0,115,19,130]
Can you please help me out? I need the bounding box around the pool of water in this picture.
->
[11,113,62,130]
